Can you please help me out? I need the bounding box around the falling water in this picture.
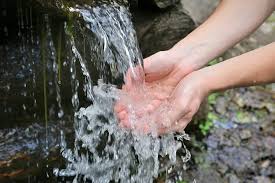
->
[54,3,191,183]
[0,1,191,182]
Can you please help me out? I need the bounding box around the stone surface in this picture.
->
[239,129,252,140]
[227,174,240,183]
[153,0,179,9]
[254,176,272,183]
[133,6,195,57]
[181,0,219,24]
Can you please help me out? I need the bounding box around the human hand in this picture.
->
[115,69,209,135]
[144,50,195,86]
[114,50,199,135]
[150,70,210,134]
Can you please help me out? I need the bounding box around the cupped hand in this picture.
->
[114,50,201,135]
[150,70,209,134]
[144,50,194,85]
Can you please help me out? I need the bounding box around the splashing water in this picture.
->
[55,80,191,183]
[53,3,191,183]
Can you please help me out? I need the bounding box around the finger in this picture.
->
[162,105,190,128]
[135,122,150,135]
[120,120,130,129]
[156,117,189,135]
[170,119,190,133]
[124,66,144,89]
[114,102,126,113]
[117,110,127,120]
[144,53,171,82]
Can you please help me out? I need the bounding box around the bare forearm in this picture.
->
[199,43,275,92]
[170,0,275,70]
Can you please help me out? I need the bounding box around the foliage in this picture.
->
[198,92,221,135]
[207,59,219,66]
[199,112,218,135]
[207,92,220,105]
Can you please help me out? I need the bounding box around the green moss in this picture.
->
[236,111,251,123]
[199,112,218,135]
[208,59,219,66]
[208,93,220,105]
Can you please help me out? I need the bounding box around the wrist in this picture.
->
[191,68,213,97]
[168,41,214,74]
[167,47,200,76]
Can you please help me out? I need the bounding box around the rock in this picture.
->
[218,147,255,172]
[239,130,252,140]
[259,160,273,176]
[134,6,195,57]
[153,0,180,9]
[34,0,128,10]
[226,174,240,183]
[180,0,219,24]
[254,176,272,183]
[216,97,227,115]
[260,160,270,169]
[195,168,224,183]
[216,162,228,175]
[263,137,275,153]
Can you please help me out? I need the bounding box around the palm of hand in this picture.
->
[115,51,195,135]
[115,75,175,135]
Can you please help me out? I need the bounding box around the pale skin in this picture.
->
[115,0,275,134]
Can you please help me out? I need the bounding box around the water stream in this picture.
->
[0,1,191,182]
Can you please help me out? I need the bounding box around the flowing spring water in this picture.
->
[0,0,191,182]
[54,3,191,183]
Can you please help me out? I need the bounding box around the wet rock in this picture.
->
[216,162,228,175]
[203,121,275,181]
[180,0,219,24]
[239,129,252,140]
[215,97,227,115]
[226,174,240,183]
[218,147,255,172]
[0,123,72,181]
[34,0,128,11]
[254,176,272,183]
[259,160,273,176]
[263,137,275,153]
[181,167,225,183]
[260,160,270,169]
[153,0,179,9]
[133,6,195,57]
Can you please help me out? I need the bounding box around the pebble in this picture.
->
[227,174,240,183]
[254,176,272,183]
[240,130,252,140]
[260,160,270,169]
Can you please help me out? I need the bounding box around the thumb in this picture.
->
[144,51,173,82]
[153,99,189,130]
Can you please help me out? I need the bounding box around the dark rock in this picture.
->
[226,174,240,183]
[193,168,224,183]
[203,121,275,181]
[153,0,179,9]
[254,176,272,183]
[34,0,128,11]
[239,129,252,140]
[134,6,195,57]
[259,160,273,176]
[218,147,255,172]
[216,162,228,175]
